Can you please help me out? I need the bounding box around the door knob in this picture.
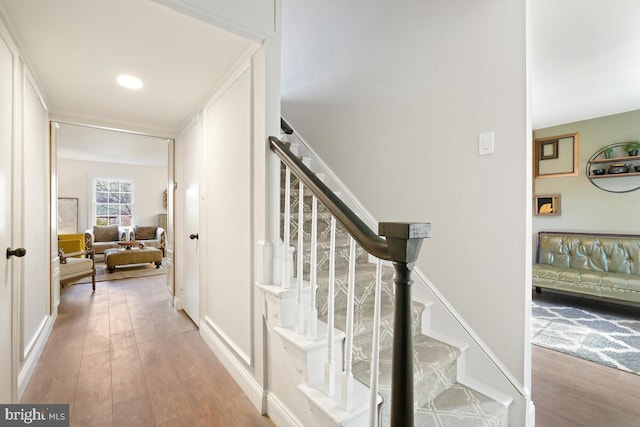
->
[189,233,199,240]
[6,247,26,259]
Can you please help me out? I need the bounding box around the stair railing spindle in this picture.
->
[282,166,292,289]
[341,237,356,411]
[307,195,318,340]
[295,180,305,334]
[324,216,337,396]
[368,259,383,427]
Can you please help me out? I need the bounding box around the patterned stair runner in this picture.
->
[280,166,505,426]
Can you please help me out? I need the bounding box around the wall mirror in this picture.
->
[534,133,579,178]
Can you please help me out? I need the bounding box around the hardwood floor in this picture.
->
[22,277,640,427]
[20,275,274,427]
[532,345,640,427]
[532,291,640,427]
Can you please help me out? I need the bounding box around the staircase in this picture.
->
[267,129,512,426]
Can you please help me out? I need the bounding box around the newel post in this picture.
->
[379,222,431,427]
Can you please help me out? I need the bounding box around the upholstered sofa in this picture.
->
[130,225,166,256]
[84,224,128,255]
[533,231,640,304]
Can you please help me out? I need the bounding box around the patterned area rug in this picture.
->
[75,260,166,284]
[532,298,640,375]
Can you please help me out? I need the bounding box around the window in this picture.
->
[94,178,133,226]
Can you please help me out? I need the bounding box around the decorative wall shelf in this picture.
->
[586,142,640,193]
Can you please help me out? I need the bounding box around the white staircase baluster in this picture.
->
[369,259,383,426]
[324,216,337,396]
[307,195,318,340]
[341,236,356,411]
[282,166,292,289]
[295,180,305,334]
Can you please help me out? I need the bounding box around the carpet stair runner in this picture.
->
[279,168,508,426]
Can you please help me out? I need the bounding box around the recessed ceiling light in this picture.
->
[117,74,143,90]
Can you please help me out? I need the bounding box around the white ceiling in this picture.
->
[531,0,640,129]
[0,0,255,136]
[56,123,169,167]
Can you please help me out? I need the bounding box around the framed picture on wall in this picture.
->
[58,197,78,233]
[534,194,561,216]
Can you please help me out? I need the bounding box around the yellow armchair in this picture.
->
[58,233,85,256]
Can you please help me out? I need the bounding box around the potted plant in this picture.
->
[623,140,640,156]
[604,147,614,159]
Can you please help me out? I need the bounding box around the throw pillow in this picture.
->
[134,226,157,241]
[93,224,119,242]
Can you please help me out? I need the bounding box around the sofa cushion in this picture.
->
[134,226,157,241]
[60,257,93,277]
[94,224,119,242]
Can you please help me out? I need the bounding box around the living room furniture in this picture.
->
[58,233,85,256]
[84,224,128,256]
[104,246,162,272]
[533,231,640,304]
[130,225,166,256]
[59,249,96,291]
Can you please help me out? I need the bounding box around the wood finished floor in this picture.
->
[532,291,640,427]
[22,277,640,427]
[20,275,274,427]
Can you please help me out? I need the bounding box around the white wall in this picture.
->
[281,0,529,395]
[201,64,253,364]
[57,158,168,231]
[533,109,640,242]
[21,72,50,364]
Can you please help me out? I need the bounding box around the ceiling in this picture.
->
[56,123,169,167]
[531,0,640,129]
[0,0,255,136]
[1,1,639,137]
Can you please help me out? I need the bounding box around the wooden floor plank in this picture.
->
[137,338,194,424]
[72,349,112,427]
[110,344,148,404]
[112,396,156,427]
[532,291,640,427]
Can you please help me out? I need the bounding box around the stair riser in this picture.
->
[281,192,328,214]
[280,213,351,241]
[315,266,395,314]
[296,244,370,275]
[332,303,424,365]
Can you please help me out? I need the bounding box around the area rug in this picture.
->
[532,299,640,375]
[75,260,166,284]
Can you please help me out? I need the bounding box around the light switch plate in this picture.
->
[479,131,494,155]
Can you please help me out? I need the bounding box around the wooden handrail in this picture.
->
[270,136,392,260]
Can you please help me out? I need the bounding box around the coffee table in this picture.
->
[104,246,162,272]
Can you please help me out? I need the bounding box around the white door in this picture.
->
[180,119,201,323]
[0,28,16,403]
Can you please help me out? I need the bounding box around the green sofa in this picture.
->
[533,231,640,304]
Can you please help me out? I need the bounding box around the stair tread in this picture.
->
[352,334,461,387]
[352,333,461,416]
[415,383,506,427]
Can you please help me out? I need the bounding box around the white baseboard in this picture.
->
[199,320,264,413]
[265,391,303,427]
[17,313,56,399]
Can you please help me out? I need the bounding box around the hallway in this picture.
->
[20,275,273,427]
